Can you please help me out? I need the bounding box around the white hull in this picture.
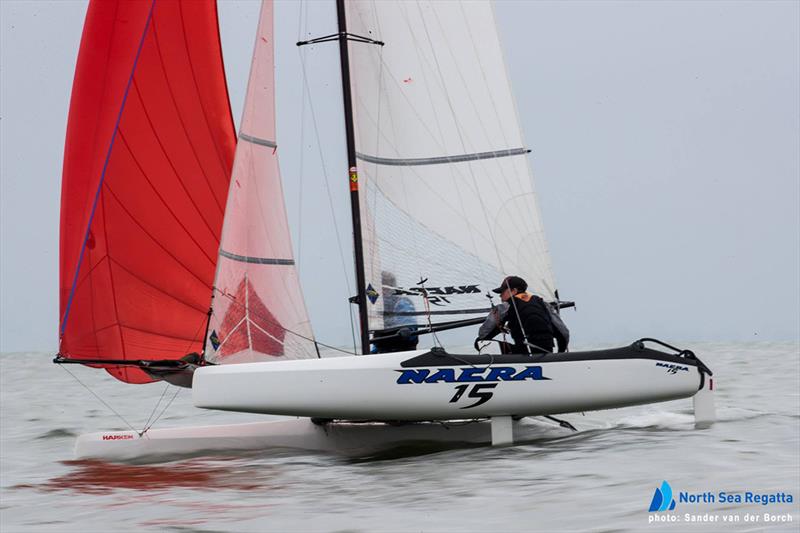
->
[75,345,714,462]
[192,347,704,420]
[74,417,560,462]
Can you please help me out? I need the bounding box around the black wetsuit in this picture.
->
[505,295,559,354]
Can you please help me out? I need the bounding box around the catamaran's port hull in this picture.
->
[73,418,558,461]
[192,346,704,420]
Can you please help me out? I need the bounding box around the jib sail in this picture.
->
[203,1,318,364]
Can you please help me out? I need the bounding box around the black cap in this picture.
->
[492,276,527,294]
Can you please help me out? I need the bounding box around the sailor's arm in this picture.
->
[476,302,510,342]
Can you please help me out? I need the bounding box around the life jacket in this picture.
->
[505,293,555,353]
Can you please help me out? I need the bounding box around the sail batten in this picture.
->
[356,147,530,167]
[238,133,277,149]
[218,250,295,266]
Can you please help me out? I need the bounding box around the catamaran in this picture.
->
[56,0,715,462]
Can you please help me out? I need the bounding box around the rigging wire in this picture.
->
[141,382,171,436]
[295,0,309,270]
[141,306,208,434]
[296,16,360,353]
[61,307,212,437]
[58,364,139,435]
[348,302,359,355]
[298,37,354,297]
[141,387,182,435]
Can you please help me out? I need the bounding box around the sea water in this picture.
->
[1,342,798,532]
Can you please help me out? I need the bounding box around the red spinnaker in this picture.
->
[59,0,235,383]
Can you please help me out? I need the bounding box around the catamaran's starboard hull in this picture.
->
[192,346,704,420]
[73,418,560,461]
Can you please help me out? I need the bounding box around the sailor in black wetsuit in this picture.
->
[476,276,569,354]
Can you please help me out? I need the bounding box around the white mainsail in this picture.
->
[345,0,557,332]
[206,1,317,363]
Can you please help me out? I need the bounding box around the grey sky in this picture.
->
[1,0,798,354]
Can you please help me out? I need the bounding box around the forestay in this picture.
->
[59,0,235,383]
[344,0,556,332]
[205,1,318,364]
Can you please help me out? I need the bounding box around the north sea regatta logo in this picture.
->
[646,480,795,525]
[649,481,676,512]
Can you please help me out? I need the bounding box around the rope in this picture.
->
[141,387,182,435]
[297,39,354,298]
[415,280,441,349]
[141,383,171,435]
[348,302,358,354]
[507,293,532,354]
[58,364,139,435]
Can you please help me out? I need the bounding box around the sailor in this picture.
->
[476,275,569,354]
[373,272,419,353]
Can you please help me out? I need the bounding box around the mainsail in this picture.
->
[344,0,557,332]
[59,0,235,383]
[204,1,318,364]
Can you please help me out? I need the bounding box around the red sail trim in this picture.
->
[60,0,235,384]
[216,278,285,357]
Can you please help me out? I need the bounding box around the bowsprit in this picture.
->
[395,366,550,384]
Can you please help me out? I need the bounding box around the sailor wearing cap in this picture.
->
[476,275,569,354]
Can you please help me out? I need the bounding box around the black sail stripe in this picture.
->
[356,147,529,167]
[219,249,294,265]
[239,133,277,149]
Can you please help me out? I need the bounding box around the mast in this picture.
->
[336,0,370,354]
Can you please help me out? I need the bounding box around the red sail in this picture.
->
[59,0,235,383]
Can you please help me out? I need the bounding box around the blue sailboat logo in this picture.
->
[648,481,677,512]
